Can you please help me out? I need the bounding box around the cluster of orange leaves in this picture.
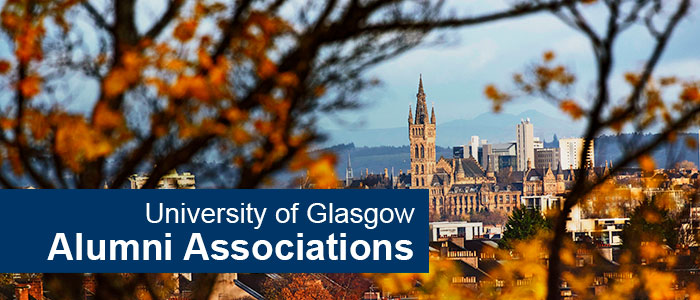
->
[485,51,583,120]
[0,0,338,184]
[278,274,334,300]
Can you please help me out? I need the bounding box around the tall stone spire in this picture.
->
[408,105,413,124]
[430,105,435,124]
[418,74,424,94]
[415,74,428,124]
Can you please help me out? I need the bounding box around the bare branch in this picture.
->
[81,1,111,31]
[143,0,184,40]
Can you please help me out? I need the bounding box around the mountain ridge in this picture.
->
[324,109,584,147]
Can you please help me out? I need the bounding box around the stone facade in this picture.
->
[407,77,524,220]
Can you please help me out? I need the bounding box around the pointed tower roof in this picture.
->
[418,74,424,94]
[408,105,413,124]
[414,74,428,124]
[430,105,436,124]
[347,153,352,169]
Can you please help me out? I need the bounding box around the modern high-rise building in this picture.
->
[489,142,517,171]
[516,119,534,171]
[480,143,492,170]
[470,136,480,159]
[535,147,560,170]
[453,145,467,159]
[345,153,354,187]
[559,138,595,170]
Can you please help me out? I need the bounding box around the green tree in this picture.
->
[500,207,551,249]
[621,197,679,261]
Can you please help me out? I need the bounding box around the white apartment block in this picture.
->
[559,138,595,170]
[516,119,534,171]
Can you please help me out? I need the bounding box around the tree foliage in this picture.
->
[263,274,333,300]
[465,209,507,226]
[2,0,698,299]
[621,197,679,260]
[0,0,569,189]
[501,206,551,249]
[0,0,591,299]
[484,0,697,298]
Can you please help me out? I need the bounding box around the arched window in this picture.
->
[415,145,419,158]
[420,145,425,158]
[421,165,424,174]
[415,165,419,174]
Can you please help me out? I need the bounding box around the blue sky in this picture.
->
[1,0,697,136]
[321,0,700,133]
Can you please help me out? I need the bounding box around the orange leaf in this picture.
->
[277,72,299,87]
[103,69,129,99]
[638,155,655,172]
[94,102,123,130]
[19,76,41,98]
[314,85,326,97]
[189,76,210,102]
[171,76,190,99]
[258,58,277,79]
[624,72,639,85]
[173,19,198,42]
[0,60,10,74]
[559,100,584,120]
[209,65,227,85]
[543,51,555,62]
[307,153,338,189]
[198,49,213,69]
[680,85,699,102]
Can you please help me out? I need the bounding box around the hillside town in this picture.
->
[3,77,699,300]
[338,77,700,299]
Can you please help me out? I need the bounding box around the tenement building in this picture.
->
[408,77,522,219]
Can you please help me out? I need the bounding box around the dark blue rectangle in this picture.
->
[0,189,428,273]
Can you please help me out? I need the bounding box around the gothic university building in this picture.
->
[406,76,574,220]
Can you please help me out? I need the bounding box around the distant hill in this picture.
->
[595,133,699,169]
[328,143,453,177]
[328,133,700,176]
[324,109,584,147]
